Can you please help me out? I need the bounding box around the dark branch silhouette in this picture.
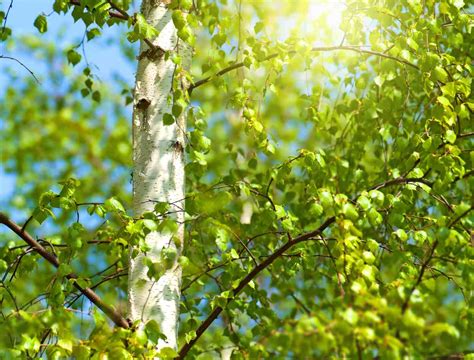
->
[0,55,40,83]
[0,212,129,329]
[177,176,436,358]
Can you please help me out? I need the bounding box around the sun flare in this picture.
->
[305,1,347,45]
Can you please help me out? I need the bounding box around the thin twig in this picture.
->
[369,176,433,190]
[400,205,472,313]
[1,0,14,37]
[0,55,40,83]
[188,45,419,93]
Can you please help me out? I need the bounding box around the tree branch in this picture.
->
[449,206,473,228]
[401,240,438,314]
[69,0,129,20]
[457,131,474,139]
[176,175,442,358]
[400,204,472,313]
[107,0,130,19]
[69,1,159,54]
[188,45,419,93]
[0,55,40,83]
[176,217,334,359]
[369,176,433,191]
[0,212,129,329]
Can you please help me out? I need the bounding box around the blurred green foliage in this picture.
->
[0,0,473,359]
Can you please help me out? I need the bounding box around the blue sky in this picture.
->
[0,0,137,206]
[1,0,136,82]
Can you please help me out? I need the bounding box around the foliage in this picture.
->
[0,0,473,359]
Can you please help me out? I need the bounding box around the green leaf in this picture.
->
[275,204,286,218]
[172,104,183,117]
[178,26,195,44]
[367,208,382,226]
[361,265,375,282]
[144,320,165,344]
[104,197,126,213]
[393,229,408,242]
[184,331,196,344]
[343,308,358,325]
[92,90,101,103]
[57,339,73,353]
[362,251,375,264]
[414,230,427,244]
[254,21,264,34]
[315,153,326,167]
[80,88,89,97]
[368,190,385,207]
[437,96,451,108]
[172,10,186,29]
[342,203,358,221]
[57,264,72,276]
[230,248,239,259]
[319,190,334,212]
[428,323,460,339]
[141,219,158,231]
[53,0,69,13]
[213,33,226,46]
[215,228,228,251]
[157,347,178,359]
[0,259,8,273]
[406,37,418,51]
[22,335,41,352]
[32,207,55,224]
[432,66,448,82]
[66,49,81,65]
[309,203,323,217]
[367,239,379,253]
[163,113,175,125]
[34,15,48,33]
[445,130,456,144]
[357,195,371,211]
[86,28,101,41]
[154,201,170,214]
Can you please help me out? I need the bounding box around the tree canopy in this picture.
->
[0,0,473,359]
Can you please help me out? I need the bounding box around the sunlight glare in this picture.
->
[305,1,346,46]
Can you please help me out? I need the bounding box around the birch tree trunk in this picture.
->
[128,0,191,351]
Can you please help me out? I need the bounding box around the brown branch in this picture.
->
[449,205,473,228]
[400,205,472,313]
[0,212,129,329]
[401,240,438,314]
[69,0,129,20]
[228,229,258,266]
[176,217,335,359]
[176,175,447,358]
[107,0,130,19]
[70,1,160,54]
[453,169,473,184]
[21,215,34,232]
[290,293,311,315]
[188,45,419,93]
[457,131,474,139]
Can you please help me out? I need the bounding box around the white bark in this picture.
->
[128,0,191,350]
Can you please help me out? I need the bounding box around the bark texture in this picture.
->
[129,0,191,350]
